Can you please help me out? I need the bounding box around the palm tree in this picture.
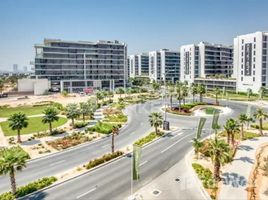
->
[8,113,28,143]
[209,138,231,183]
[176,81,183,110]
[239,114,248,140]
[192,138,203,159]
[197,84,206,103]
[191,83,198,103]
[182,83,188,105]
[116,87,125,98]
[214,87,221,105]
[111,127,119,153]
[79,102,91,122]
[258,86,266,100]
[223,118,239,146]
[253,108,268,136]
[107,91,114,102]
[245,116,254,129]
[247,88,253,101]
[152,81,160,92]
[96,90,103,105]
[42,107,59,134]
[66,103,80,127]
[149,112,163,135]
[0,147,29,194]
[168,84,175,109]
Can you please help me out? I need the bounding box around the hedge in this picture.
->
[73,121,88,129]
[84,151,123,169]
[192,163,215,189]
[87,122,121,134]
[0,177,57,200]
[134,132,163,147]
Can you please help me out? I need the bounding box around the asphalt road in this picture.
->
[1,97,259,199]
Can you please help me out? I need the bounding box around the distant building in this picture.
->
[128,53,149,78]
[34,39,127,92]
[149,49,180,83]
[13,64,18,73]
[234,31,268,93]
[23,66,28,72]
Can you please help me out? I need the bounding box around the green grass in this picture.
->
[220,131,260,140]
[251,122,268,130]
[0,105,49,117]
[0,117,68,136]
[204,107,218,115]
[87,122,121,134]
[134,131,163,147]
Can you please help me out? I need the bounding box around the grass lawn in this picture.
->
[0,105,49,117]
[204,107,219,115]
[0,116,68,136]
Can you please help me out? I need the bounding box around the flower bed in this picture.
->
[0,177,57,200]
[166,102,207,115]
[84,151,123,169]
[47,133,92,150]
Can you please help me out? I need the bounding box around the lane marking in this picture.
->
[161,134,192,154]
[76,187,97,199]
[49,160,66,167]
[171,132,183,139]
[139,160,148,167]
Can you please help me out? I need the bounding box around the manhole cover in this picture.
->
[175,178,180,182]
[151,189,161,196]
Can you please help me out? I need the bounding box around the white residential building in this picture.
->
[234,31,268,93]
[149,49,180,83]
[128,53,149,78]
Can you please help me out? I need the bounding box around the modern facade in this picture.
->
[128,53,149,78]
[194,78,236,91]
[149,49,180,83]
[34,39,127,92]
[234,31,268,93]
[180,42,233,89]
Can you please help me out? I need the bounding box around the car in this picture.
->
[0,93,8,98]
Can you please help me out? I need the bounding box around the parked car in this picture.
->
[0,93,8,98]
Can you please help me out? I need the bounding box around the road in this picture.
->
[1,97,259,199]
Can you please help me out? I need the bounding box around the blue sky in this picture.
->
[0,0,268,70]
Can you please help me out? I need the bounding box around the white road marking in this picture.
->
[161,134,192,153]
[76,187,97,199]
[171,132,183,139]
[49,160,66,167]
[139,160,148,167]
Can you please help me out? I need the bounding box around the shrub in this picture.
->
[84,151,123,169]
[104,113,127,123]
[73,122,88,129]
[0,192,15,200]
[51,129,65,135]
[192,163,215,189]
[87,122,121,134]
[134,132,163,147]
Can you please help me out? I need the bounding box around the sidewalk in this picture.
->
[219,136,268,200]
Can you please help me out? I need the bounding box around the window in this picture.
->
[242,39,244,44]
[254,37,256,42]
[253,71,255,75]
[241,77,243,81]
[253,77,255,82]
[254,44,256,49]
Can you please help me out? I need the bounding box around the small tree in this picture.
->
[253,108,268,136]
[191,83,198,103]
[116,87,125,98]
[96,91,103,105]
[42,107,59,134]
[66,103,80,127]
[239,114,248,140]
[209,138,231,183]
[197,84,206,102]
[247,88,253,101]
[182,83,188,105]
[80,102,91,122]
[111,127,119,153]
[259,86,266,100]
[149,112,163,135]
[0,79,4,93]
[223,118,239,146]
[152,81,160,92]
[214,87,221,105]
[0,147,29,195]
[168,84,175,109]
[8,113,29,143]
[192,138,203,159]
[176,81,183,110]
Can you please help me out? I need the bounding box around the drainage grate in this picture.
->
[151,189,161,197]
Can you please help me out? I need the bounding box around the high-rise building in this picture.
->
[128,53,149,78]
[13,64,18,73]
[234,31,268,93]
[23,66,28,72]
[149,49,180,83]
[34,39,127,92]
[180,42,233,84]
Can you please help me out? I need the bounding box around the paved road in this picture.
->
[0,97,260,199]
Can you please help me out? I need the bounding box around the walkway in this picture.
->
[219,136,268,200]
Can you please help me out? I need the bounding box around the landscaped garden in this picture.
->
[0,116,68,136]
[87,122,121,134]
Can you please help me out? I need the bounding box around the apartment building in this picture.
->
[149,49,180,83]
[234,31,268,93]
[128,53,149,78]
[34,39,127,92]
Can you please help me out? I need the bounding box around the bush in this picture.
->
[192,163,215,189]
[87,122,121,134]
[104,113,127,123]
[181,102,206,110]
[73,122,88,129]
[51,129,65,135]
[0,177,57,199]
[84,151,123,169]
[134,132,163,147]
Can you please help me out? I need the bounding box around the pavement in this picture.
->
[219,136,268,200]
[0,98,261,199]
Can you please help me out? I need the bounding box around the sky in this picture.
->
[0,0,268,71]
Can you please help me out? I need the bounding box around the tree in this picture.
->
[66,103,80,127]
[192,138,203,159]
[181,83,188,105]
[149,112,163,135]
[42,107,59,134]
[0,147,29,194]
[107,91,114,102]
[214,87,221,105]
[168,84,175,109]
[239,114,248,140]
[190,83,198,103]
[209,138,231,183]
[223,118,239,146]
[79,102,91,122]
[111,127,119,153]
[253,108,268,136]
[247,88,253,101]
[245,116,254,129]
[8,113,28,143]
[152,81,160,92]
[116,87,125,98]
[0,79,4,93]
[197,84,206,102]
[176,81,183,110]
[258,86,266,100]
[96,90,103,105]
